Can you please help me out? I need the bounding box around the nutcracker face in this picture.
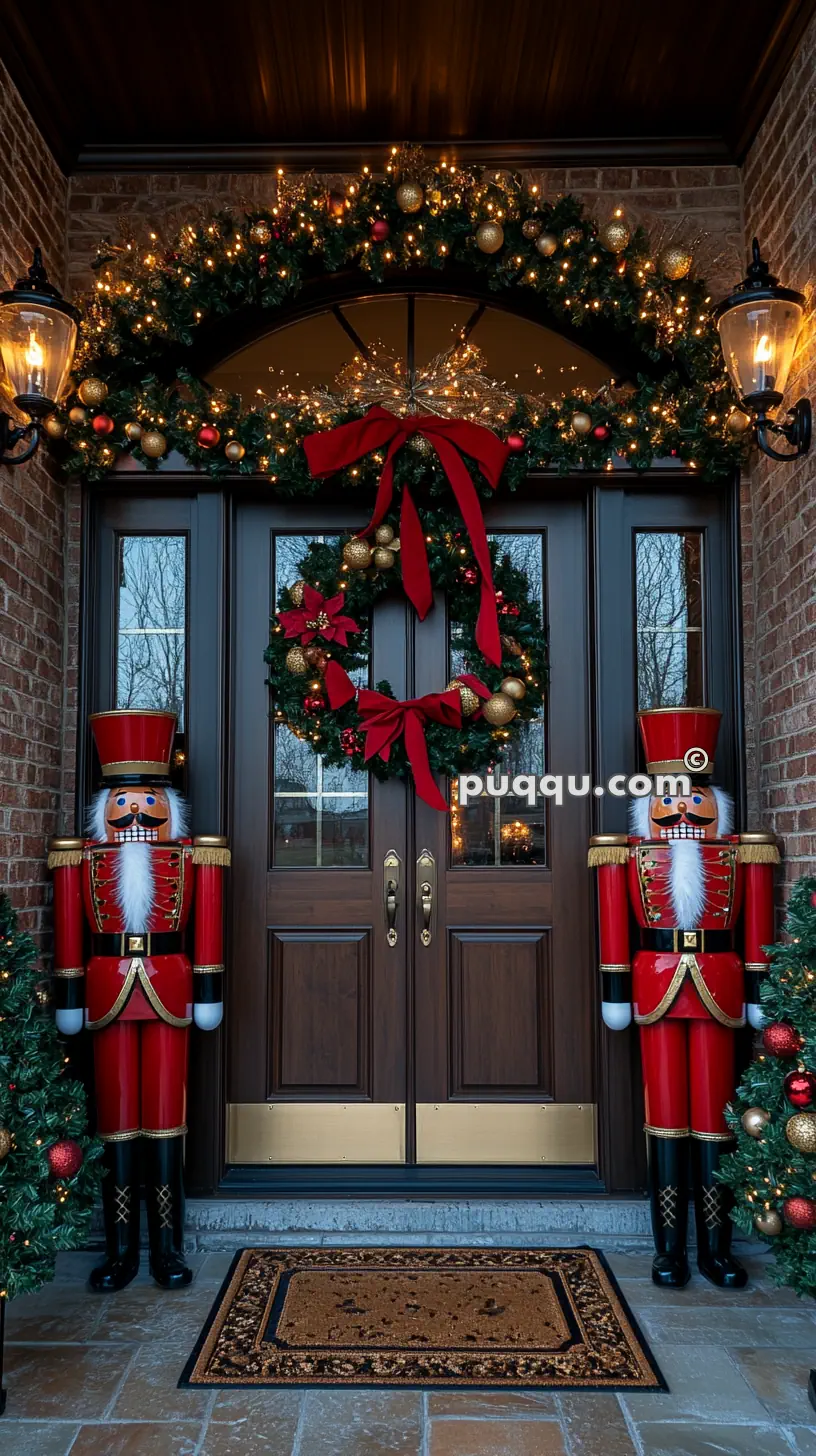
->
[103,785,174,843]
[648,785,719,841]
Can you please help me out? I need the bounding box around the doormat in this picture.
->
[180,1246,666,1391]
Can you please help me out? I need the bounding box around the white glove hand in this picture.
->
[602,1002,632,1031]
[747,1003,766,1030]
[194,1001,223,1031]
[55,1008,84,1036]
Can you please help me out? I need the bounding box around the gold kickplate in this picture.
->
[416,1102,597,1165]
[227,1102,406,1164]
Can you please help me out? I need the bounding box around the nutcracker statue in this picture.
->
[589,708,779,1289]
[48,710,229,1292]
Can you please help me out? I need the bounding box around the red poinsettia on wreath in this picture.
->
[277,584,360,646]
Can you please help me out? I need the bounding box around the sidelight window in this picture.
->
[115,534,187,728]
[635,531,704,709]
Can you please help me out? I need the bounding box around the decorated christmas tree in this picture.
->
[720,875,816,1298]
[0,893,102,1403]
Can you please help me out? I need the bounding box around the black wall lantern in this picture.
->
[0,249,80,467]
[714,239,811,462]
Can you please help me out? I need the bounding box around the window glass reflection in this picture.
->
[116,535,186,728]
[635,532,704,709]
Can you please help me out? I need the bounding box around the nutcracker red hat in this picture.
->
[89,709,176,785]
[638,706,721,777]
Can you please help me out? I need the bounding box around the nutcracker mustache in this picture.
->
[108,812,168,842]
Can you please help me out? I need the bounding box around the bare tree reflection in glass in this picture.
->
[116,535,187,727]
[635,532,703,710]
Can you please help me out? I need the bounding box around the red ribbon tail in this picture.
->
[404,710,449,812]
[325,660,357,709]
[432,435,501,666]
[400,486,433,621]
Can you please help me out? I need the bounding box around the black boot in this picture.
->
[646,1133,691,1288]
[143,1136,192,1289]
[89,1140,141,1292]
[692,1138,747,1289]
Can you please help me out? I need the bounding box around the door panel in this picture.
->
[449,930,553,1095]
[270,930,372,1096]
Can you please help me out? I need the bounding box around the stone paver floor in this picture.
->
[1,1247,815,1454]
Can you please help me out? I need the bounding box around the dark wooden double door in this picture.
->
[227,493,596,1171]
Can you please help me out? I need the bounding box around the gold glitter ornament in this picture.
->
[373,547,396,569]
[475,220,505,254]
[249,220,273,246]
[500,676,526,701]
[741,1106,771,1139]
[43,413,66,440]
[285,646,309,675]
[78,377,108,407]
[410,434,434,458]
[483,692,517,726]
[140,430,167,459]
[521,219,543,240]
[375,524,395,546]
[535,232,558,257]
[599,217,630,253]
[342,538,373,570]
[753,1208,783,1237]
[288,580,307,607]
[561,226,583,247]
[658,244,693,280]
[785,1112,816,1154]
[396,181,424,214]
[124,421,143,442]
[447,679,480,717]
[0,1127,11,1160]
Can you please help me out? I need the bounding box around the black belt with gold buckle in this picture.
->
[92,932,183,957]
[641,929,733,953]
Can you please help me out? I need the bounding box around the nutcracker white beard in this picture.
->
[630,788,734,930]
[114,841,154,928]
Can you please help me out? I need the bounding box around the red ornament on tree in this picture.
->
[763,1022,803,1058]
[46,1139,83,1179]
[592,424,611,441]
[341,728,361,756]
[371,219,391,242]
[506,433,525,452]
[783,1196,816,1230]
[462,567,479,585]
[303,694,325,715]
[92,414,115,436]
[784,1069,816,1109]
[197,424,221,449]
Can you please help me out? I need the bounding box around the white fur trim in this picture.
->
[165,787,189,840]
[712,786,733,836]
[668,839,706,929]
[114,842,155,928]
[629,795,652,838]
[87,788,109,843]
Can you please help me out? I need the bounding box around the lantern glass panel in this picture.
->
[717,297,802,405]
[0,300,77,412]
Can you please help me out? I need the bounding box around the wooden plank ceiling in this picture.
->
[2,0,814,171]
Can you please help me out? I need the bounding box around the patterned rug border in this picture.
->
[179,1246,667,1393]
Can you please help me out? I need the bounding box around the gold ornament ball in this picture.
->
[571,411,593,435]
[727,409,752,436]
[785,1112,816,1154]
[658,244,693,281]
[375,524,395,546]
[78,377,108,407]
[447,679,480,717]
[124,421,143,442]
[522,218,543,240]
[754,1208,783,1237]
[289,579,307,607]
[285,646,309,675]
[343,538,373,570]
[140,429,167,459]
[410,434,434,458]
[249,220,273,246]
[741,1106,771,1139]
[476,220,505,254]
[483,692,517,727]
[68,406,87,425]
[0,1127,11,1160]
[225,440,245,462]
[535,232,558,257]
[396,181,424,214]
[373,546,396,569]
[561,226,583,247]
[500,676,527,702]
[599,217,630,253]
[43,413,66,440]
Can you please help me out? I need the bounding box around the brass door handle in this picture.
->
[383,851,400,947]
[420,882,433,946]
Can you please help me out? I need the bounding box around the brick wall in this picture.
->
[742,12,816,888]
[0,59,75,938]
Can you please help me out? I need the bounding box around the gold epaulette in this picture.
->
[192,834,231,867]
[47,836,84,869]
[737,831,780,866]
[587,833,629,868]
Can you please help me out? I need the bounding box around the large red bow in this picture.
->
[303,406,509,667]
[277,584,359,646]
[324,663,461,812]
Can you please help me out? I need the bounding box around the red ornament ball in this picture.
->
[303,695,325,715]
[462,567,479,586]
[371,219,391,242]
[763,1022,802,1058]
[91,414,115,437]
[197,424,221,449]
[592,424,611,441]
[506,433,525,453]
[340,728,361,756]
[784,1069,816,1109]
[47,1139,83,1178]
[783,1196,816,1230]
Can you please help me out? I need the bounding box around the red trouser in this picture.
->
[94,1019,189,1140]
[639,1017,735,1139]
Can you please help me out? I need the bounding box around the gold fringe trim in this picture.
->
[736,844,780,865]
[587,846,629,867]
[691,1130,735,1143]
[644,1124,689,1139]
[47,849,83,869]
[192,846,231,867]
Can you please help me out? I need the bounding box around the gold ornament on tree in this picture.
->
[43,413,66,440]
[375,524,396,546]
[535,232,558,257]
[499,676,526,701]
[78,377,108,407]
[140,429,167,459]
[521,219,543,240]
[0,1127,11,1160]
[571,411,593,435]
[483,692,517,726]
[396,181,424,214]
[288,580,307,607]
[785,1112,816,1154]
[124,421,143,442]
[68,406,87,425]
[500,634,522,657]
[447,679,480,717]
[225,440,245,461]
[342,538,373,570]
[249,220,273,246]
[727,410,752,436]
[599,215,630,253]
[741,1106,771,1139]
[475,220,505,254]
[410,433,435,457]
[658,244,693,280]
[285,646,309,675]
[373,546,396,569]
[561,226,583,247]
[754,1208,783,1237]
